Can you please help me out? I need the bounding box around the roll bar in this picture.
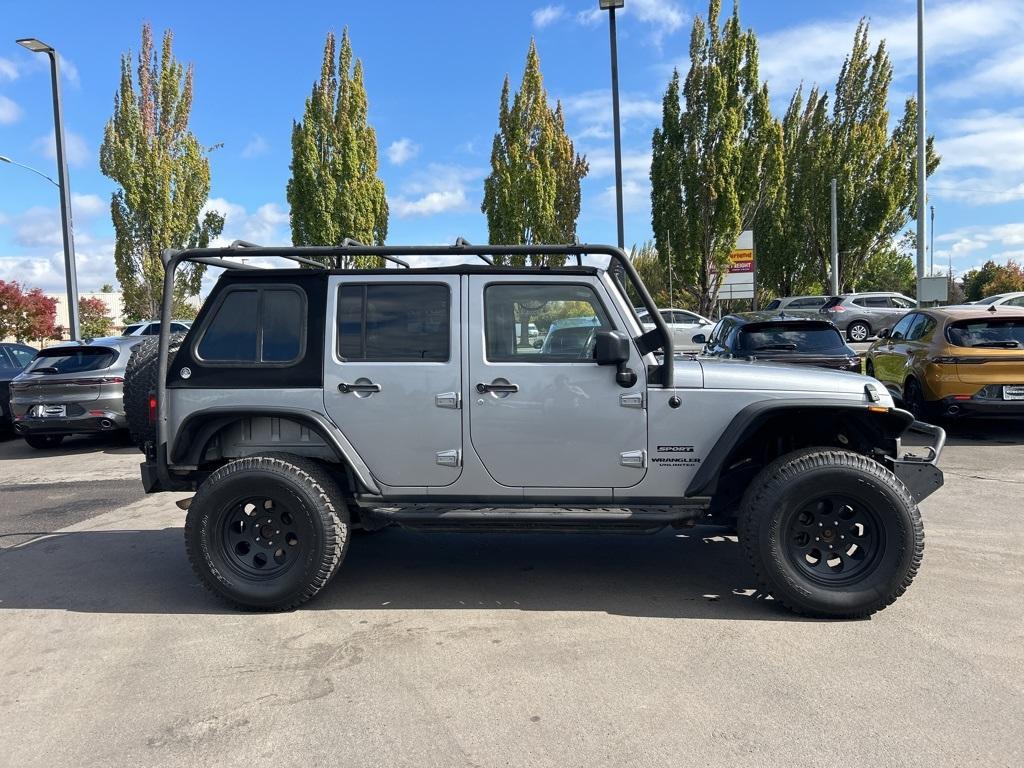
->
[154,243,674,473]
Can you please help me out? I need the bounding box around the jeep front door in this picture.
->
[323,276,462,487]
[467,276,648,489]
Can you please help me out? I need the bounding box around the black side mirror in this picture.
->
[594,330,630,365]
[594,330,637,388]
[691,333,706,345]
[878,328,890,339]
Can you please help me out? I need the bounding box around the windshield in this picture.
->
[946,318,1024,348]
[25,346,118,374]
[736,324,846,353]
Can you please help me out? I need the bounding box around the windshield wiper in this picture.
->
[752,343,798,351]
[971,341,1021,348]
[30,366,60,374]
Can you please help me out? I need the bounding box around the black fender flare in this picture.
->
[170,406,380,494]
[685,399,914,497]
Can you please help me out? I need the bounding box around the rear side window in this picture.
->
[337,284,450,362]
[197,287,305,364]
[26,346,117,374]
[791,297,826,308]
[123,324,143,335]
[764,299,781,310]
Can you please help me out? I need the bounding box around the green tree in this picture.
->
[287,29,388,266]
[100,24,224,322]
[79,296,115,339]
[961,260,1024,300]
[650,0,783,317]
[857,233,917,295]
[482,40,588,263]
[802,21,937,290]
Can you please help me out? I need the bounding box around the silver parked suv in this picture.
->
[127,242,944,619]
[819,292,917,342]
[10,336,139,448]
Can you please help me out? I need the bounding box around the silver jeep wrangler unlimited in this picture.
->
[128,243,944,618]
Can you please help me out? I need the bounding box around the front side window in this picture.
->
[906,314,935,342]
[337,283,450,362]
[1006,296,1024,307]
[197,287,305,364]
[142,323,161,335]
[485,283,612,362]
[7,345,36,367]
[891,296,916,309]
[889,314,916,340]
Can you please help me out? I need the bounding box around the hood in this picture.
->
[689,356,879,396]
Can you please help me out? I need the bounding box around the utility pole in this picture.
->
[915,0,927,303]
[930,205,935,276]
[830,178,839,295]
[16,38,80,340]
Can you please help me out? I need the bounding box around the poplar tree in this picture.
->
[287,29,388,266]
[99,24,223,321]
[482,40,589,264]
[650,0,783,317]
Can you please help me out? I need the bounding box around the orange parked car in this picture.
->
[865,305,1024,420]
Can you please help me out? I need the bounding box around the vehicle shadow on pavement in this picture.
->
[0,433,137,459]
[938,418,1024,447]
[0,525,814,621]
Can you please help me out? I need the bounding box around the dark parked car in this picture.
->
[9,336,140,448]
[699,313,862,372]
[0,342,38,434]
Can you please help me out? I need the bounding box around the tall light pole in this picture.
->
[16,37,80,340]
[915,1,927,305]
[0,154,60,187]
[600,0,625,250]
[830,178,839,295]
[929,204,935,276]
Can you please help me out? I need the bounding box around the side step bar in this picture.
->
[357,504,707,534]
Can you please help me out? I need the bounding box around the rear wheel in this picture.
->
[739,449,923,619]
[847,321,871,343]
[903,378,931,422]
[865,359,875,377]
[185,454,349,611]
[24,434,65,449]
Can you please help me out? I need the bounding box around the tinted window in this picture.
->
[485,283,611,362]
[736,324,846,353]
[198,290,259,361]
[891,296,915,309]
[1006,296,1024,307]
[123,324,143,335]
[338,284,449,362]
[8,346,35,366]
[947,319,1024,348]
[855,297,889,308]
[905,314,934,341]
[791,297,826,308]
[0,348,13,368]
[889,314,915,340]
[25,346,117,374]
[170,322,190,333]
[142,323,161,335]
[764,299,781,310]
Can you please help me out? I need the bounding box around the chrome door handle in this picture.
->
[339,381,382,394]
[476,381,519,394]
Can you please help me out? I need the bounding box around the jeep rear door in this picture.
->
[467,274,648,489]
[323,275,463,487]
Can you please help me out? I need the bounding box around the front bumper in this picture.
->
[13,410,127,436]
[889,420,946,504]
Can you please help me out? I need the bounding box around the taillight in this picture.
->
[70,376,125,385]
[148,395,158,424]
[830,306,846,312]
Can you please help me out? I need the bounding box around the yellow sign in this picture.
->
[728,248,754,274]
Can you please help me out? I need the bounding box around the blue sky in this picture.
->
[1,0,1022,294]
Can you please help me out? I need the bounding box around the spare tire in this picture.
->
[123,332,185,451]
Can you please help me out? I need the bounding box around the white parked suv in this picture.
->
[636,307,715,350]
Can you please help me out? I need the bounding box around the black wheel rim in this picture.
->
[906,382,923,419]
[219,495,309,581]
[783,494,884,586]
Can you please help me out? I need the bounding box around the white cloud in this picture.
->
[586,149,652,179]
[0,57,18,81]
[386,137,420,166]
[71,193,106,218]
[940,43,1024,99]
[597,178,650,215]
[576,8,602,26]
[931,110,1024,205]
[933,223,1024,270]
[203,198,291,246]
[561,90,662,147]
[759,0,1024,98]
[390,164,484,218]
[0,94,21,124]
[31,128,90,168]
[58,55,79,87]
[532,5,564,29]
[575,0,684,43]
[240,134,269,159]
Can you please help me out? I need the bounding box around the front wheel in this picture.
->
[185,454,350,610]
[739,449,923,619]
[847,321,871,343]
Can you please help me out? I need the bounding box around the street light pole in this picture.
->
[600,0,626,250]
[16,38,80,340]
[930,204,935,276]
[830,178,839,295]
[0,154,60,187]
[915,0,927,305]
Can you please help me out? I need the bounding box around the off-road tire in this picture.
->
[738,448,923,619]
[185,454,349,611]
[847,321,871,343]
[24,434,65,449]
[123,332,185,450]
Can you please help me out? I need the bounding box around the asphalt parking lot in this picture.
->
[1,424,1021,768]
